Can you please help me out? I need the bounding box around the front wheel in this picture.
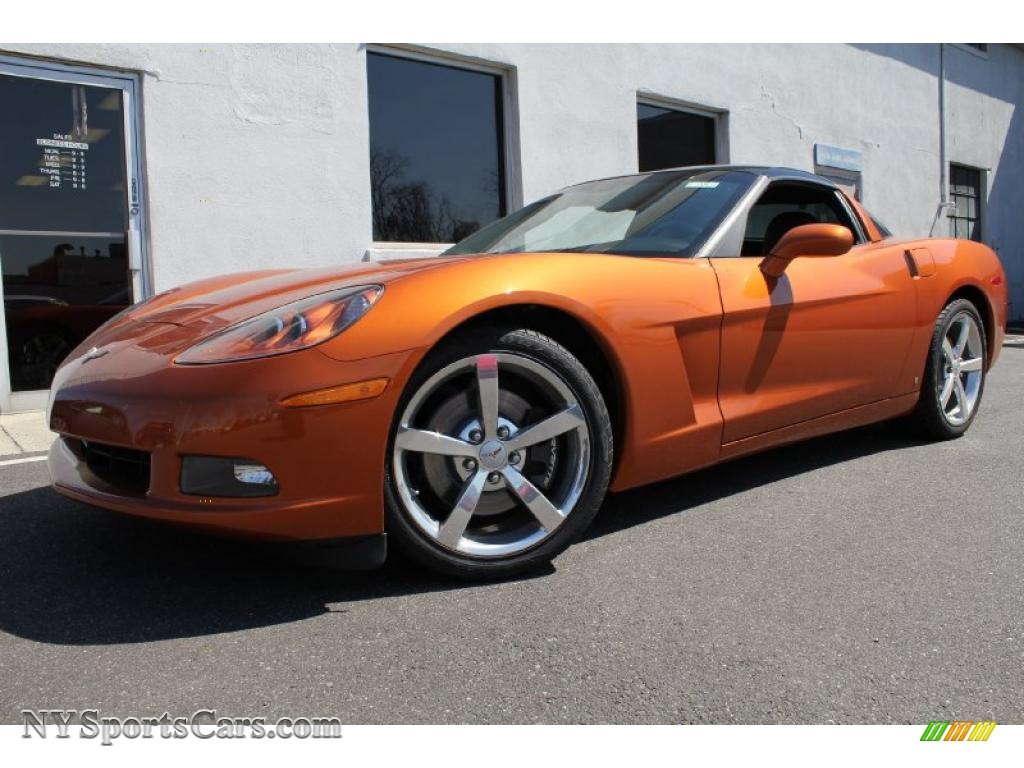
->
[910,298,988,440]
[385,328,613,579]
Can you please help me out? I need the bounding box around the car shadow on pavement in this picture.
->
[0,422,922,646]
[587,421,924,542]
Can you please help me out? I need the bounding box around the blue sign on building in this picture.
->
[814,144,863,173]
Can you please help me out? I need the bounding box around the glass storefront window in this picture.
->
[0,76,128,232]
[0,73,132,392]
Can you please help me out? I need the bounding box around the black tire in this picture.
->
[385,326,613,579]
[909,298,988,440]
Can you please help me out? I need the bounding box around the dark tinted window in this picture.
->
[0,74,130,391]
[367,52,505,243]
[742,183,859,256]
[0,75,127,232]
[446,169,754,258]
[950,164,983,242]
[637,103,716,172]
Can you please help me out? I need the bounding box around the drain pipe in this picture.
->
[930,43,955,236]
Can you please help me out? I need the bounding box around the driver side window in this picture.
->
[742,182,861,256]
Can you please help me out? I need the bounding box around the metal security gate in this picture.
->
[0,55,148,413]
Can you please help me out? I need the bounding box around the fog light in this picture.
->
[181,456,279,498]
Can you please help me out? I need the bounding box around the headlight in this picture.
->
[175,285,383,365]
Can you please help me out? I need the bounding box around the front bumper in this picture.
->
[48,337,419,545]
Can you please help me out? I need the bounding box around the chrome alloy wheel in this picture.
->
[938,311,984,427]
[392,353,591,558]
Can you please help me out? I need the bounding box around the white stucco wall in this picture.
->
[2,42,1022,319]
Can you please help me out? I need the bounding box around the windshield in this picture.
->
[445,169,755,258]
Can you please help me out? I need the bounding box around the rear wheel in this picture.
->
[910,298,987,440]
[385,327,613,579]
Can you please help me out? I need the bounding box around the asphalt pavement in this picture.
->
[1,339,1022,724]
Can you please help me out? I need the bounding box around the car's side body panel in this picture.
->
[327,253,729,492]
[47,252,730,536]
[718,392,920,462]
[710,239,918,443]
[903,238,1008,366]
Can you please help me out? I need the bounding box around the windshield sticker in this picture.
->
[685,181,720,189]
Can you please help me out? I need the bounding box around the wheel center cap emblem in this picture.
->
[478,440,507,470]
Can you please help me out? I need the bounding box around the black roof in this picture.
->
[574,164,837,189]
[727,165,828,182]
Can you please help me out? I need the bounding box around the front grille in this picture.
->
[78,439,151,495]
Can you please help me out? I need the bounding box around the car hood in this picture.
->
[93,256,464,345]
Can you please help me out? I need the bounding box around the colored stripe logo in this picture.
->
[920,720,996,741]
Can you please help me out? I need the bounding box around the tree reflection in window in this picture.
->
[367,52,506,244]
[370,148,483,243]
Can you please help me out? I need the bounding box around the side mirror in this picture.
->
[759,223,854,278]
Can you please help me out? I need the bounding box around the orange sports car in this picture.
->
[48,166,1008,578]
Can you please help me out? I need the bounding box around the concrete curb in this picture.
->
[0,411,56,459]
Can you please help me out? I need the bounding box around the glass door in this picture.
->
[0,57,146,413]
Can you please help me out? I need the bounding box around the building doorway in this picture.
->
[0,56,147,413]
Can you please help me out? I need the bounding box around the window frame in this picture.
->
[948,162,986,243]
[832,189,869,244]
[742,182,866,254]
[364,45,521,257]
[0,53,149,414]
[814,167,863,201]
[0,53,150,299]
[636,93,729,171]
[702,178,865,259]
[952,43,990,59]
